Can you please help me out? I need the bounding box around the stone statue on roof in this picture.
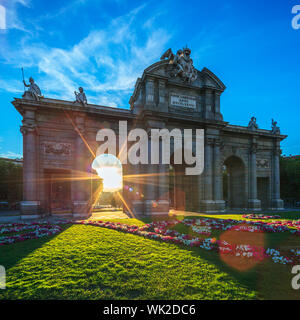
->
[22,77,42,101]
[160,46,197,83]
[248,116,258,131]
[271,119,280,134]
[74,87,87,106]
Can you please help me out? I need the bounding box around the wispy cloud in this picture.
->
[0,150,22,159]
[2,0,31,32]
[33,0,88,23]
[1,4,171,107]
[0,79,24,94]
[0,142,22,158]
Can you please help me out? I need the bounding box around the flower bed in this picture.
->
[242,214,281,220]
[0,222,63,245]
[138,219,300,265]
[1,217,300,265]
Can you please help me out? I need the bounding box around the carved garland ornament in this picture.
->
[42,142,71,156]
[256,159,270,169]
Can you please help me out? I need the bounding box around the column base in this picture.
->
[72,201,91,219]
[157,103,168,112]
[132,200,144,215]
[20,201,41,219]
[199,200,225,213]
[248,199,261,211]
[271,199,284,210]
[144,200,169,215]
[214,200,226,212]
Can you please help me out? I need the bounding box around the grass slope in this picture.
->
[0,214,299,300]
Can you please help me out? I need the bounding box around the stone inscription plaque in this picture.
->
[170,94,197,109]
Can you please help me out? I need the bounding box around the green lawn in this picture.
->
[169,211,300,222]
[0,215,300,300]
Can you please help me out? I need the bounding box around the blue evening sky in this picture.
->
[0,0,299,158]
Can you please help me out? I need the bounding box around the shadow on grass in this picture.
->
[0,224,72,271]
[136,214,300,300]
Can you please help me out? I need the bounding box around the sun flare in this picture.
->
[92,154,123,192]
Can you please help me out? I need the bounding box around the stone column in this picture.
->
[145,78,155,110]
[132,162,144,215]
[158,80,167,112]
[200,137,215,212]
[204,89,213,120]
[213,139,225,211]
[271,148,284,209]
[72,115,90,218]
[214,91,223,120]
[248,142,261,210]
[205,138,213,198]
[157,138,169,214]
[144,134,158,214]
[20,109,40,218]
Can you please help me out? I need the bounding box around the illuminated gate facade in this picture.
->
[13,49,287,218]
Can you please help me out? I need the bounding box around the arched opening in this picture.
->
[169,152,197,212]
[223,156,246,210]
[169,163,186,210]
[91,154,123,211]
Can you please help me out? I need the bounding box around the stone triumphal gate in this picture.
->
[13,47,286,218]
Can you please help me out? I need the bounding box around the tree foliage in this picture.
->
[0,160,23,204]
[280,156,300,201]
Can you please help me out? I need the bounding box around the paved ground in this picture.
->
[1,208,300,223]
[91,210,130,219]
[0,210,131,223]
[169,208,300,216]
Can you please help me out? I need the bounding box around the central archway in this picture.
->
[223,155,246,210]
[169,150,198,212]
[91,154,123,212]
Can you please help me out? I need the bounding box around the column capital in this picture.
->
[250,142,258,154]
[273,148,282,156]
[20,125,37,135]
[146,77,155,83]
[20,118,37,135]
[205,137,214,146]
[214,138,223,147]
[204,88,213,95]
[158,79,166,87]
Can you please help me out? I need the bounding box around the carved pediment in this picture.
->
[129,47,226,122]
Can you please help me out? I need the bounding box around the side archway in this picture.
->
[223,155,246,210]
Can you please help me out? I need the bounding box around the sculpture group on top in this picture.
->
[20,67,281,136]
[160,46,198,83]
